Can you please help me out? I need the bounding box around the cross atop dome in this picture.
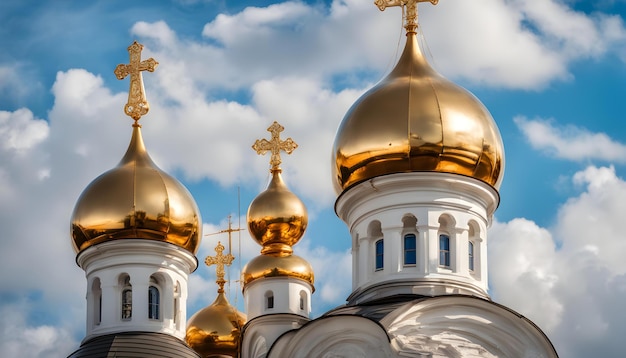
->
[205,241,235,294]
[375,0,439,33]
[114,41,159,124]
[252,121,298,172]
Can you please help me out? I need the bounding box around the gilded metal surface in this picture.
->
[185,292,246,358]
[252,121,298,171]
[186,241,246,358]
[332,30,504,193]
[244,122,314,288]
[247,170,308,256]
[241,254,315,287]
[375,0,439,33]
[71,125,201,253]
[205,241,234,293]
[114,41,158,121]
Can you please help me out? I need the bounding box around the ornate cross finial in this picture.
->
[114,41,159,124]
[205,241,235,293]
[252,121,298,172]
[374,0,439,33]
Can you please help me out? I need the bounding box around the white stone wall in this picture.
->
[77,240,197,342]
[336,172,499,302]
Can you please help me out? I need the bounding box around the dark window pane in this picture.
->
[439,235,450,267]
[375,239,384,270]
[469,242,474,271]
[404,234,416,265]
[149,286,159,320]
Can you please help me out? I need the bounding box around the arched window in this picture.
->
[265,291,274,309]
[468,220,480,275]
[121,275,132,320]
[92,278,102,326]
[299,290,307,311]
[404,234,417,265]
[439,234,450,267]
[468,241,475,271]
[375,239,384,271]
[174,281,181,328]
[148,285,160,320]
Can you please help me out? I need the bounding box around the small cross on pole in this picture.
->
[252,121,298,172]
[205,241,235,294]
[205,215,245,256]
[114,41,159,123]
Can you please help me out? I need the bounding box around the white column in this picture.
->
[358,235,370,287]
[381,226,401,273]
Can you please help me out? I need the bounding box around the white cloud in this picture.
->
[0,108,49,152]
[489,218,562,332]
[418,0,626,89]
[514,116,626,162]
[490,165,626,357]
[0,298,79,357]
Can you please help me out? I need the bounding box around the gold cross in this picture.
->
[114,41,159,123]
[374,0,439,33]
[205,241,235,293]
[252,121,298,172]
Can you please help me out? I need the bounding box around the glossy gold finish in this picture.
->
[114,41,158,122]
[205,241,235,293]
[185,292,247,358]
[375,0,439,33]
[247,170,308,256]
[241,254,314,287]
[71,125,201,253]
[186,241,246,358]
[332,26,504,193]
[243,123,314,289]
[252,121,298,171]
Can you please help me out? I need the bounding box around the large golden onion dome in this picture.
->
[332,7,504,194]
[242,121,314,288]
[71,41,200,254]
[71,125,201,254]
[186,292,246,358]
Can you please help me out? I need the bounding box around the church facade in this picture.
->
[68,1,558,357]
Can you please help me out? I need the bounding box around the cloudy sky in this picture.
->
[2,0,626,356]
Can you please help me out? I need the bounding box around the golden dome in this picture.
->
[241,253,314,287]
[247,170,308,256]
[185,292,247,358]
[71,125,201,254]
[243,121,314,289]
[332,29,504,193]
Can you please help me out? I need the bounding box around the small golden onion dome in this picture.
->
[332,31,504,194]
[71,125,201,254]
[185,292,247,358]
[247,170,308,256]
[241,253,314,287]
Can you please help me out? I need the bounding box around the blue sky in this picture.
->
[2,0,626,356]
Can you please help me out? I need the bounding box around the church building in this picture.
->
[67,1,559,357]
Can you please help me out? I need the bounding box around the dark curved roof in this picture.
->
[67,331,201,358]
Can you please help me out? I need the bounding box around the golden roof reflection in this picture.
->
[241,254,314,287]
[71,125,201,254]
[332,26,504,193]
[186,292,247,358]
[247,170,308,256]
